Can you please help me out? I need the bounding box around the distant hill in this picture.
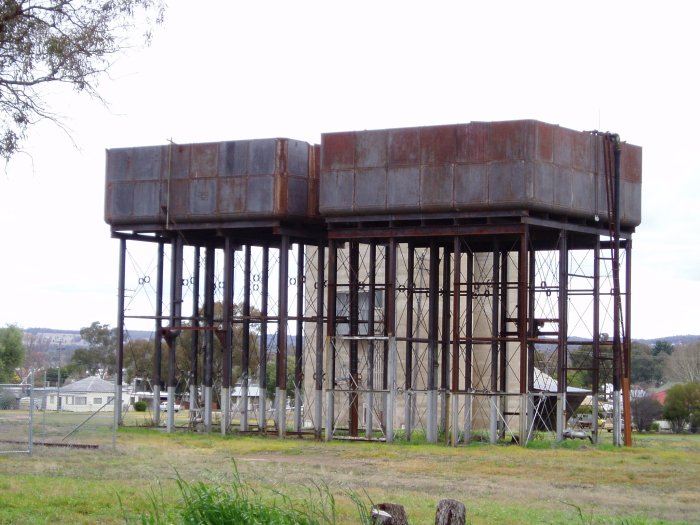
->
[634,335,700,346]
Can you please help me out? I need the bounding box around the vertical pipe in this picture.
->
[366,243,377,438]
[325,239,337,441]
[294,243,304,432]
[259,245,269,433]
[277,235,289,437]
[385,238,397,443]
[221,236,233,435]
[203,244,215,432]
[167,236,183,433]
[314,244,325,439]
[451,237,461,446]
[557,232,568,441]
[190,246,200,422]
[241,244,251,432]
[427,241,439,443]
[349,241,360,436]
[114,237,126,428]
[153,241,164,426]
[405,242,415,440]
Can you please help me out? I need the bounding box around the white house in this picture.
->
[46,375,117,413]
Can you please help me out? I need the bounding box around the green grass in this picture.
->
[1,429,699,524]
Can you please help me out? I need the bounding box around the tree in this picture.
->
[0,0,164,160]
[631,396,663,432]
[664,343,700,384]
[70,321,116,376]
[0,325,25,382]
[631,343,664,385]
[652,340,674,357]
[663,383,700,433]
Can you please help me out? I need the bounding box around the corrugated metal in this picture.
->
[105,138,318,227]
[319,120,642,226]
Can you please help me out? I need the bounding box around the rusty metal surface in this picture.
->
[105,138,318,227]
[319,120,642,226]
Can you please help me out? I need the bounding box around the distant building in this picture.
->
[45,375,118,413]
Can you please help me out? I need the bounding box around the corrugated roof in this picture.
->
[60,376,115,393]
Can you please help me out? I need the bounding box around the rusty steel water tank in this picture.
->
[105,138,319,229]
[319,120,641,226]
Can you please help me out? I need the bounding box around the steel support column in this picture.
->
[518,230,529,444]
[203,244,215,432]
[241,244,251,431]
[258,245,269,433]
[556,231,568,441]
[451,236,461,446]
[441,243,451,441]
[325,239,337,441]
[153,241,164,426]
[277,235,289,437]
[294,243,304,432]
[221,236,234,435]
[189,246,200,423]
[404,242,415,440]
[427,241,439,443]
[385,238,397,443]
[114,237,126,427]
[314,244,325,439]
[366,242,377,438]
[166,236,183,433]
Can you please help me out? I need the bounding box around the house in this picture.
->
[46,375,117,413]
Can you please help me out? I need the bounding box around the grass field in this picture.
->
[1,416,699,524]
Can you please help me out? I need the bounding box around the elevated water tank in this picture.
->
[320,120,641,226]
[105,138,319,229]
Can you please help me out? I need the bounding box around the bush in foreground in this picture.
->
[128,463,372,525]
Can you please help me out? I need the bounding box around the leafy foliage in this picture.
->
[70,321,116,376]
[133,463,373,525]
[663,382,700,433]
[631,396,663,431]
[0,324,25,383]
[0,0,164,160]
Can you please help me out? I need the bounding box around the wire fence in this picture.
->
[1,372,120,454]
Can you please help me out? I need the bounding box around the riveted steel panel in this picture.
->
[250,139,277,175]
[320,120,642,227]
[190,143,219,179]
[388,128,420,166]
[421,165,454,210]
[421,125,457,166]
[287,139,310,177]
[190,178,217,215]
[356,129,387,168]
[320,170,354,212]
[322,132,355,170]
[387,167,420,209]
[106,137,318,228]
[222,140,249,176]
[355,168,387,212]
[218,178,246,214]
[454,164,488,207]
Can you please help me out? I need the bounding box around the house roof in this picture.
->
[60,376,115,394]
[533,368,589,394]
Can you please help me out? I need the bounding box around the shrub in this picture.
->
[133,400,147,412]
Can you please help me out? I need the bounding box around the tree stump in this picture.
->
[371,502,409,525]
[435,499,466,525]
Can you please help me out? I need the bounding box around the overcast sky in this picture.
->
[0,1,697,340]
